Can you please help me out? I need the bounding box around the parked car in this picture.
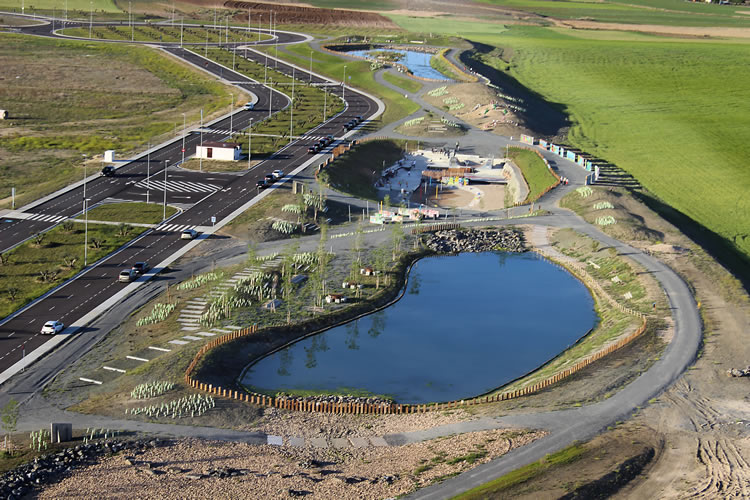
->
[41,320,64,335]
[181,228,198,240]
[131,261,150,275]
[101,165,116,177]
[118,269,137,283]
[271,170,284,179]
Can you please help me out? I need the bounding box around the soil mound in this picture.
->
[222,1,399,28]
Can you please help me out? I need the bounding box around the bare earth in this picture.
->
[38,429,544,499]
[559,20,750,39]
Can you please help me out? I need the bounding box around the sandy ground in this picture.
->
[558,20,750,39]
[426,184,505,210]
[38,429,544,499]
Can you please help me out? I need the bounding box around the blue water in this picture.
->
[242,252,598,404]
[348,48,451,81]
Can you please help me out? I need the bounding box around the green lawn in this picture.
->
[258,43,420,126]
[79,202,178,224]
[507,147,557,203]
[0,223,141,318]
[382,71,422,94]
[61,25,271,43]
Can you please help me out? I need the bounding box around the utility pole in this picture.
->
[89,0,92,39]
[310,50,313,82]
[343,65,347,102]
[84,198,90,266]
[230,93,234,136]
[248,118,253,169]
[163,160,169,221]
[289,67,294,143]
[181,113,186,164]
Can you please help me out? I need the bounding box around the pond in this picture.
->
[241,252,598,404]
[347,48,451,81]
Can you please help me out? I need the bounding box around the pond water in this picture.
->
[242,252,598,404]
[347,48,451,81]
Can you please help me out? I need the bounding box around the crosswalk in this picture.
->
[23,213,67,223]
[201,129,334,142]
[156,223,196,232]
[134,179,221,193]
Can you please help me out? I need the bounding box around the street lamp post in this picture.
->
[163,160,169,221]
[289,67,294,143]
[146,143,150,204]
[230,94,234,136]
[84,198,90,266]
[343,65,347,102]
[248,118,253,169]
[181,113,186,164]
[323,89,327,121]
[309,50,313,82]
[199,108,203,172]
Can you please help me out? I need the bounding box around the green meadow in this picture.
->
[387,16,750,268]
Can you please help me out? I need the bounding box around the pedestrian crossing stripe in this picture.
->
[156,223,197,232]
[134,179,222,193]
[24,213,67,223]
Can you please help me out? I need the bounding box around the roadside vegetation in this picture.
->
[257,43,420,126]
[0,33,239,209]
[76,202,178,225]
[382,71,422,94]
[61,25,271,43]
[506,147,557,204]
[0,222,141,318]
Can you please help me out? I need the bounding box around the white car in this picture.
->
[181,228,199,240]
[272,170,284,179]
[41,320,64,335]
[244,102,255,110]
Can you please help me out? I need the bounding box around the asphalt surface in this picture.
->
[0,22,379,375]
[1,18,703,500]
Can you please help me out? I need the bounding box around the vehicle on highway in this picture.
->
[101,165,116,177]
[264,174,275,183]
[41,320,64,335]
[181,228,199,240]
[244,102,255,110]
[118,269,137,283]
[322,135,334,146]
[271,170,284,179]
[256,179,268,190]
[131,262,150,275]
[307,145,320,154]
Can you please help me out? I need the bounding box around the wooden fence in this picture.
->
[184,248,649,414]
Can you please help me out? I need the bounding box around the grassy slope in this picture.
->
[81,202,178,224]
[382,71,423,94]
[0,0,120,12]
[507,147,558,203]
[389,16,750,269]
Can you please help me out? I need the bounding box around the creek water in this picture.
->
[241,252,598,404]
[347,48,451,81]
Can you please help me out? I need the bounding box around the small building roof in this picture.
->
[200,141,241,149]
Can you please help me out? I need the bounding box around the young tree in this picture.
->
[1,399,19,452]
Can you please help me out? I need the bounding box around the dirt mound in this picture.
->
[221,1,399,28]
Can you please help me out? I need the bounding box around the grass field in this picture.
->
[0,33,237,209]
[386,17,750,272]
[0,0,120,13]
[200,47,344,157]
[61,25,271,43]
[0,223,140,318]
[477,0,750,27]
[382,71,422,94]
[259,43,420,126]
[79,202,178,224]
[506,147,558,203]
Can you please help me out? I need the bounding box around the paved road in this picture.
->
[0,25,380,377]
[0,22,702,500]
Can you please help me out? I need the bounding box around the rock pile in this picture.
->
[424,228,525,254]
[727,367,750,377]
[0,438,167,498]
[275,393,393,409]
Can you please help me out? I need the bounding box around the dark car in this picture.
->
[256,179,268,189]
[101,165,116,177]
[131,261,150,275]
[307,145,320,154]
[265,174,275,182]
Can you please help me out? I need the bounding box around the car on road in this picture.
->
[101,165,116,177]
[131,261,150,275]
[118,269,137,283]
[244,102,255,110]
[322,135,334,146]
[271,170,284,179]
[307,145,320,154]
[181,228,199,240]
[256,179,268,190]
[264,173,275,183]
[41,320,64,335]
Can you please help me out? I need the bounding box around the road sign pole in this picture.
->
[163,160,169,221]
[182,113,186,164]
[146,143,150,204]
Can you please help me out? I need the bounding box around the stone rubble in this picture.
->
[726,366,750,377]
[423,228,525,254]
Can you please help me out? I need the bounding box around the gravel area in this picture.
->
[254,407,477,439]
[37,429,544,499]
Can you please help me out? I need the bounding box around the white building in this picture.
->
[195,142,242,161]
